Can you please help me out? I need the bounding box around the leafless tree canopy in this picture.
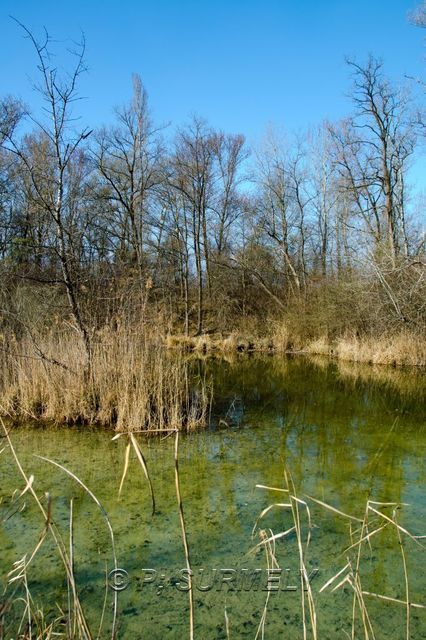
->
[0,24,425,350]
[410,0,426,28]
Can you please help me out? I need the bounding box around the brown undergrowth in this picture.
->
[165,328,426,367]
[0,325,211,431]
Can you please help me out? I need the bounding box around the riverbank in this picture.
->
[165,328,426,367]
[1,324,424,429]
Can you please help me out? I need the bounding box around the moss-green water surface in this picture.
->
[1,356,425,638]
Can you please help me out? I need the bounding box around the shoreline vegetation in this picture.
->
[0,325,212,430]
[0,321,424,430]
[165,328,426,367]
[0,26,425,430]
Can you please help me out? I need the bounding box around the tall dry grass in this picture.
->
[334,332,426,367]
[272,322,426,366]
[164,325,426,367]
[0,325,211,431]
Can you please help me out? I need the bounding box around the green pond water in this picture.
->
[1,355,425,639]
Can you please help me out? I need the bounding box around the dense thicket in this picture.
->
[0,29,425,369]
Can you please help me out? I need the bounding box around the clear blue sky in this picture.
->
[1,0,425,186]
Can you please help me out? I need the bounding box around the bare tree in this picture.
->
[330,57,416,264]
[93,75,165,297]
[410,1,426,27]
[3,22,93,376]
[210,132,247,256]
[160,182,192,335]
[409,0,426,131]
[0,97,23,145]
[254,133,305,296]
[309,125,339,277]
[171,117,214,335]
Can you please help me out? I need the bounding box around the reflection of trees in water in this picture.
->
[1,356,424,637]
[195,355,425,510]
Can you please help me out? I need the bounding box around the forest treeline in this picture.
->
[0,24,425,381]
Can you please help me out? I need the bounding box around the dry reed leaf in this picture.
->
[342,523,389,554]
[251,502,292,536]
[368,505,424,547]
[362,591,425,609]
[19,474,34,497]
[129,433,156,515]
[250,527,296,554]
[305,494,363,522]
[174,431,194,640]
[319,562,351,593]
[255,484,290,493]
[118,442,131,498]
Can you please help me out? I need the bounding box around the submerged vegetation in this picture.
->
[1,413,424,639]
[1,356,425,636]
[252,473,425,640]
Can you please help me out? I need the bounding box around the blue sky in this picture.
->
[1,0,425,188]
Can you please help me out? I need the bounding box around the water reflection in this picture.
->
[1,355,425,638]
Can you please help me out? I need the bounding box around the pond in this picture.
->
[1,355,425,638]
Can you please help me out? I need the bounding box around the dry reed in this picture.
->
[253,470,425,639]
[164,326,426,367]
[0,325,211,431]
[0,417,97,639]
